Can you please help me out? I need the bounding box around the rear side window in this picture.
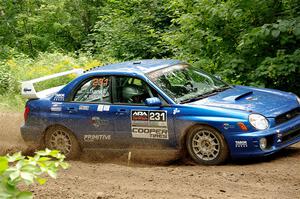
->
[73,77,111,103]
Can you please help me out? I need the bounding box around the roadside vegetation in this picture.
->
[0,0,299,111]
[0,149,69,198]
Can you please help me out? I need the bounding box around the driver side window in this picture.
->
[114,76,155,104]
[73,77,111,103]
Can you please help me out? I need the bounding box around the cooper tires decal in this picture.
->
[131,110,168,139]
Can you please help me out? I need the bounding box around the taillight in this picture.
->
[24,106,30,122]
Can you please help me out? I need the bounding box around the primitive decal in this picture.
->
[131,110,168,139]
[84,134,111,142]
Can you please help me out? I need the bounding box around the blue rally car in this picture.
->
[21,60,300,165]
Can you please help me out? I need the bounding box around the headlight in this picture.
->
[249,114,269,130]
[297,96,300,105]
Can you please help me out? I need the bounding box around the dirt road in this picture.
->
[0,112,299,199]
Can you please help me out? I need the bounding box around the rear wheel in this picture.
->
[45,126,81,159]
[186,125,229,165]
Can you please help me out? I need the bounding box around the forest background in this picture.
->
[0,0,299,110]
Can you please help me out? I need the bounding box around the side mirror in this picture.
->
[145,97,162,106]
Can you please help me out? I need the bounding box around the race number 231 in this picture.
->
[149,111,166,121]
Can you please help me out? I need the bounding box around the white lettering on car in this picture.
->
[235,141,248,148]
[53,94,65,101]
[131,110,168,140]
[84,134,111,142]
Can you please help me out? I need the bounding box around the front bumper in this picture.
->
[226,115,300,158]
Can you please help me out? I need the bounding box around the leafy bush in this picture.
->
[15,52,102,91]
[0,52,103,110]
[0,149,69,199]
[223,17,300,93]
[87,0,173,60]
[164,0,300,95]
[0,63,16,95]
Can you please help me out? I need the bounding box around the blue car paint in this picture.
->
[21,59,300,159]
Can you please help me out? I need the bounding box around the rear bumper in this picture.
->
[20,125,44,146]
[226,115,300,158]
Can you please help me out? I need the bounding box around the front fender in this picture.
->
[173,105,250,149]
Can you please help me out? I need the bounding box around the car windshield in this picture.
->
[147,64,230,104]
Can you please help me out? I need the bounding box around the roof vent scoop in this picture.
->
[133,61,141,64]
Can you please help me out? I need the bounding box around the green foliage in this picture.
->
[0,63,15,95]
[256,49,300,91]
[0,149,69,199]
[0,0,299,102]
[0,0,104,57]
[223,16,300,93]
[87,0,173,60]
[164,0,300,94]
[0,52,101,111]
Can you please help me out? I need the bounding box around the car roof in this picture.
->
[85,59,183,74]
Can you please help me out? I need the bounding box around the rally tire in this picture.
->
[45,126,81,159]
[186,125,229,165]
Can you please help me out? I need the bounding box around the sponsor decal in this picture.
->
[53,94,65,101]
[97,105,104,112]
[50,106,62,112]
[132,127,168,139]
[277,133,282,138]
[91,117,108,128]
[52,102,62,105]
[79,105,89,111]
[97,104,110,112]
[50,102,62,112]
[223,123,234,130]
[84,134,111,142]
[131,110,168,140]
[277,133,283,143]
[173,108,180,115]
[235,141,247,148]
[132,111,148,121]
[103,105,110,111]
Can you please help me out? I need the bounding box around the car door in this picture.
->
[110,76,176,149]
[63,75,115,148]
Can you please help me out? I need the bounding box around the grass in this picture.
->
[0,52,105,112]
[0,93,25,112]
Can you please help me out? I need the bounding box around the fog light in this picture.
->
[259,138,267,150]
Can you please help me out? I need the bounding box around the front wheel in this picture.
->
[186,125,229,165]
[45,126,81,159]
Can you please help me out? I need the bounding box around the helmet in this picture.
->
[122,85,143,102]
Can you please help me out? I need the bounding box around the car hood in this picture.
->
[188,85,299,117]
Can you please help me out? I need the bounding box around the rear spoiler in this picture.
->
[21,69,84,99]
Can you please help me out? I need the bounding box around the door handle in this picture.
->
[116,109,128,115]
[67,107,77,113]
